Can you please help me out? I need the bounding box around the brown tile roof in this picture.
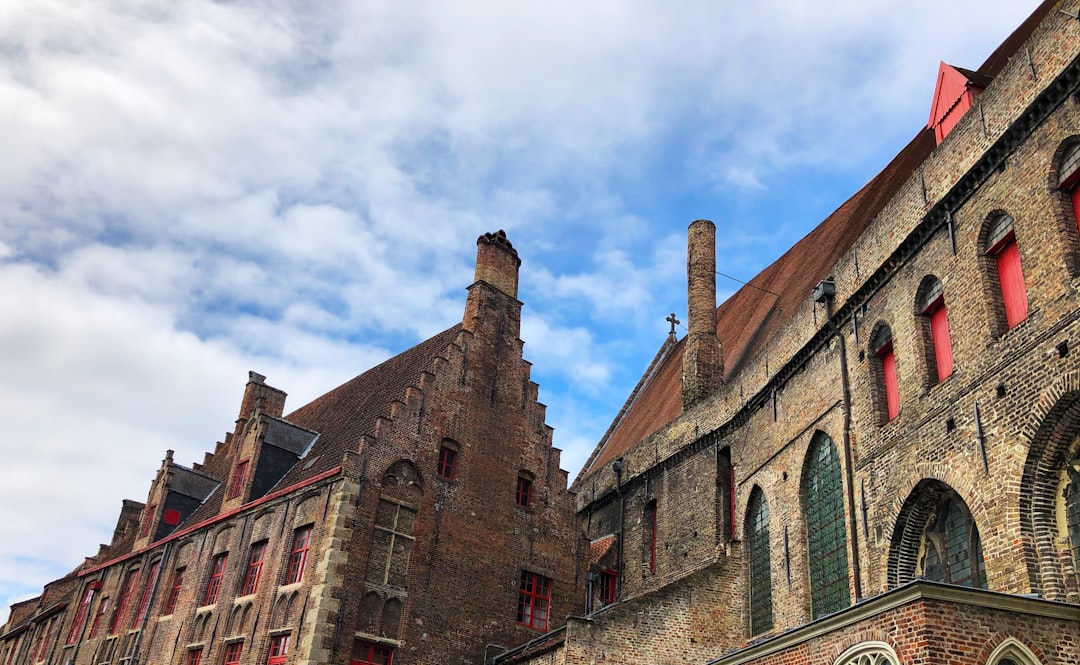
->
[577,0,1057,481]
[588,534,617,565]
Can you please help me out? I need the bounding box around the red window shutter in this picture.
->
[929,305,953,381]
[1072,186,1080,236]
[162,509,181,526]
[881,346,899,420]
[996,240,1028,328]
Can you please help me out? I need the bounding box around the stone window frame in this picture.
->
[801,431,851,619]
[746,486,773,636]
[985,638,1042,665]
[913,275,954,386]
[834,642,899,665]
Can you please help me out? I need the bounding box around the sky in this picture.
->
[0,0,1045,622]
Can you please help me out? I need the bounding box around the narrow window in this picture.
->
[350,639,393,665]
[186,648,203,665]
[203,554,228,605]
[229,460,250,500]
[917,277,953,382]
[132,561,160,629]
[747,487,773,636]
[985,213,1028,329]
[643,500,657,574]
[871,325,899,421]
[66,584,97,644]
[803,433,850,619]
[599,570,617,606]
[222,642,243,665]
[140,503,157,539]
[285,526,312,585]
[437,445,457,480]
[267,635,289,665]
[1059,142,1080,233]
[109,569,139,634]
[89,597,109,638]
[241,541,266,595]
[516,571,552,631]
[33,618,56,662]
[161,568,184,615]
[516,473,533,508]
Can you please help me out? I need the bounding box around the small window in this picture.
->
[516,473,533,508]
[241,541,267,596]
[140,503,157,538]
[599,570,617,606]
[186,648,203,665]
[917,277,954,383]
[222,642,243,665]
[516,571,552,631]
[985,213,1028,330]
[1059,142,1080,234]
[871,325,899,421]
[203,554,228,605]
[161,567,184,615]
[267,635,289,665]
[229,460,250,500]
[132,561,161,629]
[437,445,457,480]
[285,526,312,585]
[350,639,393,665]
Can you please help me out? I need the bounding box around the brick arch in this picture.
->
[978,635,1046,665]
[1046,136,1080,275]
[1018,375,1080,601]
[382,459,423,503]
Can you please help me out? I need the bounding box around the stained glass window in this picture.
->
[747,488,772,635]
[803,433,850,618]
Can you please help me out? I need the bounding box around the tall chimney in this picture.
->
[464,230,521,331]
[682,219,724,410]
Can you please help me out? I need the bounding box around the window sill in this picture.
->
[277,582,303,593]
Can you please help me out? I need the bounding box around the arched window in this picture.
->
[984,213,1028,330]
[1058,141,1080,234]
[833,642,899,665]
[918,492,987,588]
[746,487,773,635]
[802,433,850,618]
[1064,452,1080,572]
[916,276,953,383]
[870,324,899,422]
[986,638,1042,665]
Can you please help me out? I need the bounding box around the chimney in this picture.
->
[682,219,724,410]
[235,371,287,434]
[464,230,521,331]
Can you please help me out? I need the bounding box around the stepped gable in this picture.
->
[274,323,464,486]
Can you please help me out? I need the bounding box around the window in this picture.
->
[89,597,109,638]
[241,542,266,596]
[599,570,616,606]
[918,493,987,588]
[267,635,288,665]
[229,460,250,500]
[285,526,312,585]
[162,509,182,527]
[186,648,203,665]
[350,639,393,665]
[33,618,56,662]
[833,642,899,665]
[109,570,139,634]
[871,325,899,421]
[516,571,551,631]
[916,276,953,382]
[365,501,417,589]
[1059,141,1080,234]
[803,432,850,619]
[222,642,243,665]
[643,500,657,575]
[203,554,228,605]
[985,213,1028,330]
[747,487,773,636]
[67,584,97,644]
[516,473,533,508]
[140,503,157,539]
[437,445,457,480]
[161,568,184,615]
[132,561,160,630]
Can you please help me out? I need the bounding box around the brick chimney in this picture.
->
[464,230,521,332]
[235,371,287,434]
[682,219,724,410]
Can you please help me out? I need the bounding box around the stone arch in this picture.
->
[272,595,289,629]
[978,209,1028,335]
[226,605,243,636]
[913,275,952,385]
[382,459,423,503]
[380,598,402,640]
[1019,376,1080,601]
[833,641,899,665]
[984,637,1043,665]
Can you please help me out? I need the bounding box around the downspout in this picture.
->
[816,280,863,601]
[613,459,625,602]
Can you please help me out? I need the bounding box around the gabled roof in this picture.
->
[576,0,1059,482]
[928,62,991,130]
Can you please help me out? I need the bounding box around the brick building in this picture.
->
[497,1,1080,664]
[0,231,584,665]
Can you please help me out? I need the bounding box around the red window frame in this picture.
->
[203,554,228,605]
[241,542,266,596]
[162,508,182,526]
[140,503,157,539]
[437,446,457,479]
[516,476,532,508]
[186,648,203,665]
[877,341,900,421]
[516,571,551,631]
[285,526,312,585]
[89,597,109,638]
[132,561,160,630]
[267,635,289,665]
[350,639,393,665]
[926,299,954,381]
[161,568,184,615]
[223,642,243,665]
[66,583,98,645]
[1071,187,1080,236]
[599,570,617,605]
[109,569,139,634]
[990,233,1028,329]
[33,618,56,662]
[229,460,250,500]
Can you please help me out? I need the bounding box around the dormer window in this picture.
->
[928,62,988,144]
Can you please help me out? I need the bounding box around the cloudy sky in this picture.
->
[0,0,1043,620]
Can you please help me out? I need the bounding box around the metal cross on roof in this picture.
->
[666,312,680,340]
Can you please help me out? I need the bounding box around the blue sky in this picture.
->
[0,0,1043,622]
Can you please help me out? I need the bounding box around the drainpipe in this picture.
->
[613,459,625,602]
[814,280,863,601]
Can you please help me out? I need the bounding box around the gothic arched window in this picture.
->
[918,493,987,588]
[747,487,773,635]
[802,432,850,618]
